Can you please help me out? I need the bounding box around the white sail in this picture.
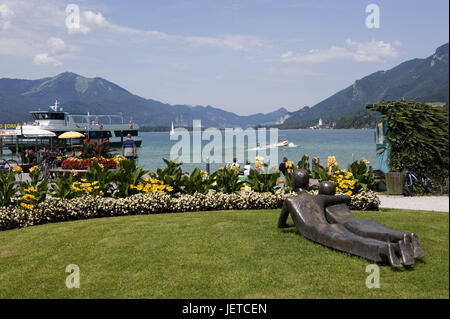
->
[170,122,175,136]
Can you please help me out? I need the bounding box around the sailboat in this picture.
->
[170,122,175,136]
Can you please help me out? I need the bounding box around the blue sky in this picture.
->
[0,0,448,115]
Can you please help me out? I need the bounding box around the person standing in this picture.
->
[243,160,252,176]
[231,157,240,169]
[122,134,137,161]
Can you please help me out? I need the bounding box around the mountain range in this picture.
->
[279,43,449,127]
[0,43,448,128]
[0,72,287,127]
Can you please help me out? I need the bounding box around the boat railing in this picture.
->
[67,114,125,125]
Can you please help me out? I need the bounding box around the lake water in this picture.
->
[136,129,377,173]
[2,129,377,173]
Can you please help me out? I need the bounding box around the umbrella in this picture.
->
[58,131,85,152]
[58,131,85,139]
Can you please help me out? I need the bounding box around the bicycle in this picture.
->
[404,169,443,196]
[37,153,59,181]
[404,169,417,196]
[0,158,19,174]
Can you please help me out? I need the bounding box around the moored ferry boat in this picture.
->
[15,101,142,149]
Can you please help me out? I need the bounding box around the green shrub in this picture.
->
[347,160,376,192]
[114,160,149,197]
[85,161,115,197]
[0,171,18,207]
[211,167,245,194]
[181,167,214,195]
[369,99,449,192]
[247,167,281,193]
[151,159,185,193]
[50,173,74,199]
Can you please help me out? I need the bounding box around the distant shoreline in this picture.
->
[140,126,375,132]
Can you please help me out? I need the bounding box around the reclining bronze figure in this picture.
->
[278,169,424,268]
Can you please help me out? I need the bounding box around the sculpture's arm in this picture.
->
[278,200,295,228]
[321,194,351,207]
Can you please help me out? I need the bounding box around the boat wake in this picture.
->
[248,142,297,151]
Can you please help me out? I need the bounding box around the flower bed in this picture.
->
[0,190,380,231]
[61,157,123,170]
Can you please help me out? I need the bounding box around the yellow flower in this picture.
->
[12,166,23,173]
[20,202,34,209]
[71,169,78,176]
[166,186,173,192]
[81,178,87,182]
[142,177,150,182]
[130,184,136,189]
[327,156,337,167]
[22,194,38,201]
[286,161,294,168]
[347,190,352,196]
[29,166,39,173]
[136,184,144,191]
[99,191,104,196]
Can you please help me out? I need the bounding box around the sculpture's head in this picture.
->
[292,169,309,190]
[319,181,336,196]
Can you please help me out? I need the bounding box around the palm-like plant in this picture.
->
[114,159,148,197]
[0,171,18,206]
[247,167,280,193]
[211,167,245,194]
[85,161,115,196]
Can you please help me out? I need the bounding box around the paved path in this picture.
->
[378,195,449,212]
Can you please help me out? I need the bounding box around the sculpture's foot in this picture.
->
[387,242,402,268]
[398,234,414,266]
[411,233,424,259]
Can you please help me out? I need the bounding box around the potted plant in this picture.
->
[385,171,406,195]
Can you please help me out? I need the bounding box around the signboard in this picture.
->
[0,130,20,136]
[0,123,19,129]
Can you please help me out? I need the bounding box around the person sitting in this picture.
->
[277,169,424,268]
[278,157,288,175]
[25,148,35,164]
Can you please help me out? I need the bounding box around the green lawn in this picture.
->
[0,209,448,298]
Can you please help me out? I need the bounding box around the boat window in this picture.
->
[88,131,112,139]
[114,130,138,137]
[32,113,65,120]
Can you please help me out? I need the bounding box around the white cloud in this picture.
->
[280,51,293,58]
[280,39,399,63]
[185,34,266,51]
[0,3,14,31]
[71,10,265,51]
[33,37,75,67]
[47,37,69,55]
[33,53,62,66]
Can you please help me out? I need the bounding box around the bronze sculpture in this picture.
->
[278,169,424,268]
